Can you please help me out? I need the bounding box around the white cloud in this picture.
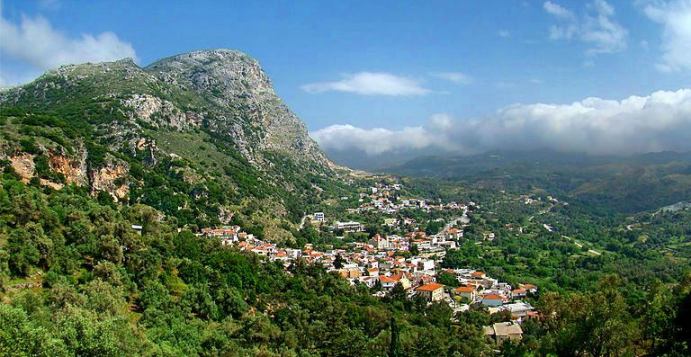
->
[310,124,442,155]
[544,0,627,55]
[498,30,511,38]
[312,88,691,156]
[544,1,576,20]
[301,72,430,96]
[0,4,137,85]
[642,0,691,72]
[431,72,473,84]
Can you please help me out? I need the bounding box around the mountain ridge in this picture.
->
[0,49,346,238]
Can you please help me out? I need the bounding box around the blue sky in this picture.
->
[2,0,691,161]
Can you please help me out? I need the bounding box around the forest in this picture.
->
[1,164,690,356]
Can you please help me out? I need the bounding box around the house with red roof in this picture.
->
[379,272,411,290]
[415,282,445,302]
[454,285,477,302]
[481,293,506,307]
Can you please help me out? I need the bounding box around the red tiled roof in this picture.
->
[455,286,476,293]
[379,275,400,283]
[416,283,444,292]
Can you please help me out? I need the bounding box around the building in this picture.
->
[335,221,365,232]
[417,259,435,272]
[313,212,325,222]
[518,283,538,294]
[489,301,535,322]
[481,294,505,307]
[483,322,523,346]
[511,288,527,299]
[379,272,412,290]
[454,285,477,302]
[415,283,445,302]
[338,268,361,279]
[446,227,462,239]
[201,226,239,240]
[470,271,486,279]
[370,234,393,250]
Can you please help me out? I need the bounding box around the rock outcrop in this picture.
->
[9,153,35,183]
[90,160,130,202]
[49,149,88,186]
[145,49,331,167]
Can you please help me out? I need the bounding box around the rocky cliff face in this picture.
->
[145,49,330,166]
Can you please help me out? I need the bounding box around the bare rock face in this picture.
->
[123,94,198,130]
[90,161,130,202]
[9,153,35,183]
[49,149,88,186]
[145,49,331,168]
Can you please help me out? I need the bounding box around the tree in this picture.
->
[388,317,400,357]
[409,243,419,256]
[436,271,459,287]
[333,253,345,269]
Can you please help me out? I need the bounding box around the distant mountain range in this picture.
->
[383,150,691,213]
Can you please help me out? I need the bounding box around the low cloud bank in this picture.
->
[312,88,691,157]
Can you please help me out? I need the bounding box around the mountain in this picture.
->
[385,150,691,213]
[145,50,330,166]
[0,49,345,238]
[323,146,451,171]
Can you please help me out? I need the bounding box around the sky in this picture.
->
[1,0,691,164]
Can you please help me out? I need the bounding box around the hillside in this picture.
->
[0,49,347,239]
[386,150,691,214]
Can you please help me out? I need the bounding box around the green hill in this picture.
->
[0,50,348,241]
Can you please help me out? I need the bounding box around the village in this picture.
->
[200,182,538,345]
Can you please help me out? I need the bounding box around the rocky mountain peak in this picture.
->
[1,48,335,173]
[145,49,274,104]
[144,49,332,167]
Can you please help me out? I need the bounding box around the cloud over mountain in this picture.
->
[0,3,136,86]
[312,88,691,158]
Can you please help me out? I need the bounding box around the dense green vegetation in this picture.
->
[0,172,689,356]
[0,173,493,356]
[436,197,690,294]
